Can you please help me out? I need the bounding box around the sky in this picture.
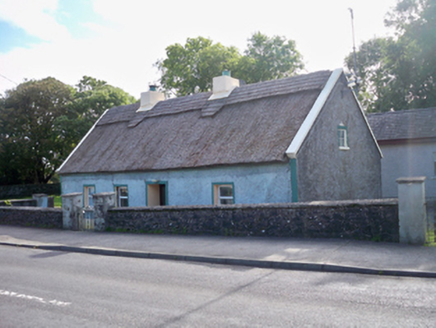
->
[0,0,400,98]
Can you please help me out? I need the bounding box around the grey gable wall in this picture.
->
[296,75,381,201]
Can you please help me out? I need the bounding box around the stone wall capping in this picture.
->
[108,199,398,213]
[396,176,427,184]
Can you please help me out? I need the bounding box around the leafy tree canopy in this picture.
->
[0,76,135,185]
[238,32,304,84]
[346,0,436,112]
[0,78,74,184]
[156,32,304,96]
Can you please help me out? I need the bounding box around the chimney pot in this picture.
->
[208,72,239,101]
[137,84,165,112]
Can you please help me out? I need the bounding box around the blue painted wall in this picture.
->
[61,162,292,206]
[379,141,436,199]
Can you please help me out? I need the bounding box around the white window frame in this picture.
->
[115,185,129,207]
[212,183,234,205]
[338,124,349,150]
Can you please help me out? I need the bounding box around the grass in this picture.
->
[53,195,62,208]
[425,230,436,247]
[0,195,62,208]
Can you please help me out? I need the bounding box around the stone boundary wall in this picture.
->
[0,199,37,207]
[106,199,399,242]
[0,183,61,199]
[0,206,62,229]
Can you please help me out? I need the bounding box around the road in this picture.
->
[1,245,436,327]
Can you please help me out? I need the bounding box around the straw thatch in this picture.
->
[368,107,436,142]
[58,70,333,174]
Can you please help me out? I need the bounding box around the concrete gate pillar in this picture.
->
[32,193,48,207]
[61,192,83,230]
[93,192,115,231]
[397,177,427,245]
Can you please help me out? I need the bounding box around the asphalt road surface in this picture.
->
[1,245,436,327]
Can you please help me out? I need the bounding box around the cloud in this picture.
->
[0,0,399,98]
[0,0,70,42]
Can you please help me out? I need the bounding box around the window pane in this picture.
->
[120,198,128,207]
[116,186,128,207]
[220,198,234,205]
[219,186,233,197]
[338,128,347,148]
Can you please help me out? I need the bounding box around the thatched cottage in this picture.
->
[368,107,436,200]
[58,69,382,207]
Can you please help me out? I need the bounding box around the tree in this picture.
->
[156,37,241,96]
[236,32,304,84]
[156,33,304,96]
[0,76,136,185]
[64,76,136,141]
[346,0,436,112]
[0,78,74,184]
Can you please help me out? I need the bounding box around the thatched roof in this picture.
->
[58,70,333,174]
[367,107,436,142]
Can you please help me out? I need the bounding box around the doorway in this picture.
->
[146,182,167,206]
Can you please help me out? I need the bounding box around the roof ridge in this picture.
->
[368,107,436,116]
[99,70,333,127]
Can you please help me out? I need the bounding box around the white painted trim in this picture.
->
[286,68,343,159]
[208,86,237,101]
[350,90,384,158]
[56,108,110,173]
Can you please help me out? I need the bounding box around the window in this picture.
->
[213,183,234,205]
[115,186,129,207]
[83,185,95,208]
[146,181,168,206]
[338,124,349,150]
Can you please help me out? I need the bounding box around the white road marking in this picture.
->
[0,289,71,306]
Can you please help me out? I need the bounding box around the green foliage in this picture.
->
[157,33,304,96]
[346,0,436,112]
[58,76,136,147]
[237,32,304,84]
[0,76,135,185]
[0,78,75,184]
[53,195,62,208]
[425,230,436,246]
[156,37,241,96]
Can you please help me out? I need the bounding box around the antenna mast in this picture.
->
[348,8,360,93]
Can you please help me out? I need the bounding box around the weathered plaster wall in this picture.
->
[61,162,292,207]
[106,199,399,242]
[379,141,436,199]
[297,75,382,201]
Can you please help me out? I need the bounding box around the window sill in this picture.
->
[339,146,350,151]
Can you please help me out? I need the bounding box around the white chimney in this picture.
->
[208,70,239,101]
[137,85,165,112]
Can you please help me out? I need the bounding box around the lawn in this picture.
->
[53,195,62,208]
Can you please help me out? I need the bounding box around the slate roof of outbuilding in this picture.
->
[58,70,333,174]
[367,107,436,142]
